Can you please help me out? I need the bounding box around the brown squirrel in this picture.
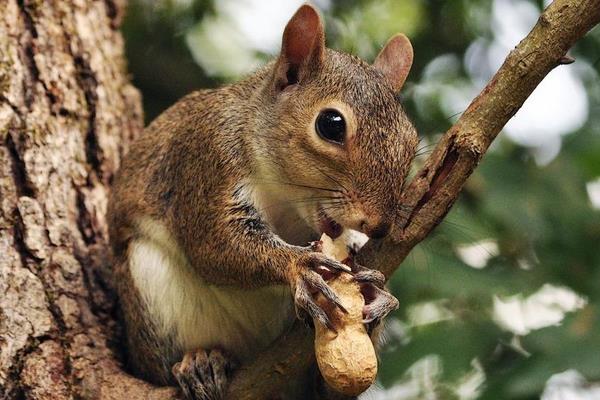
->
[108,4,417,400]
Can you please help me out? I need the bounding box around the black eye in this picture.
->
[315,109,346,144]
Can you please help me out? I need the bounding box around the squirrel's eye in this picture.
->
[315,109,346,144]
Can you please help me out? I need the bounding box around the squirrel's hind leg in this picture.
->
[172,348,233,400]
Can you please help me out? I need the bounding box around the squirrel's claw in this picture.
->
[353,264,395,331]
[172,348,232,400]
[292,252,351,331]
[292,251,355,331]
[294,278,336,332]
[313,255,352,273]
[353,267,386,288]
[361,284,399,332]
[304,269,348,314]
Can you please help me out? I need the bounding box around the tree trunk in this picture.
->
[0,0,154,398]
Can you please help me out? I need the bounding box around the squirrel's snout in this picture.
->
[360,219,391,239]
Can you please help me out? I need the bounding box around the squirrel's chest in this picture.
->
[128,218,294,361]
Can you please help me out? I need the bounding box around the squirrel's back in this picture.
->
[109,83,258,256]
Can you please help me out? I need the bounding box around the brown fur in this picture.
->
[108,4,417,399]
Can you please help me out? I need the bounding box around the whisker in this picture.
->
[249,158,346,195]
[447,110,465,120]
[252,195,345,214]
[249,178,342,193]
[415,148,435,157]
[313,164,350,193]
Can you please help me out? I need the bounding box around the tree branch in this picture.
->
[226,322,315,399]
[223,0,600,397]
[358,0,600,278]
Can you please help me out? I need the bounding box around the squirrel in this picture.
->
[108,4,417,400]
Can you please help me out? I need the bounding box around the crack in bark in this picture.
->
[16,0,58,111]
[5,133,34,198]
[104,0,120,29]
[16,0,38,109]
[43,302,75,396]
[12,208,40,264]
[0,94,21,115]
[73,55,102,179]
[2,335,53,400]
[402,144,459,229]
[75,190,95,245]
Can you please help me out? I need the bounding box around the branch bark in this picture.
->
[225,0,600,397]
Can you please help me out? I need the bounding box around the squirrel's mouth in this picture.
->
[317,207,343,239]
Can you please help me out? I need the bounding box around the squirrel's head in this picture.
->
[251,4,418,241]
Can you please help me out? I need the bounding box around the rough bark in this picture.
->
[0,0,159,398]
[0,0,599,399]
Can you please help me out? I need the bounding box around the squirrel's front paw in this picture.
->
[291,252,352,331]
[354,266,399,333]
[172,348,232,400]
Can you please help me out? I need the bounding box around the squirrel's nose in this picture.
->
[361,219,391,239]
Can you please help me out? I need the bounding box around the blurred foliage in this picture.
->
[122,0,600,398]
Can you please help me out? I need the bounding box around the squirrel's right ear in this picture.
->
[274,4,325,91]
[373,34,414,92]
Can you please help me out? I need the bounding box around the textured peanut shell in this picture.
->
[314,235,377,396]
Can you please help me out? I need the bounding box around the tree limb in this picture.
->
[225,0,600,397]
[358,0,600,278]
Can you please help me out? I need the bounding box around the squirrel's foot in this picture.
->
[172,348,232,400]
[354,266,399,334]
[292,252,352,331]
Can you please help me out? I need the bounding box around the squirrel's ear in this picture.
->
[373,34,413,92]
[274,4,325,90]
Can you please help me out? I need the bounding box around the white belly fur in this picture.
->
[129,218,294,361]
